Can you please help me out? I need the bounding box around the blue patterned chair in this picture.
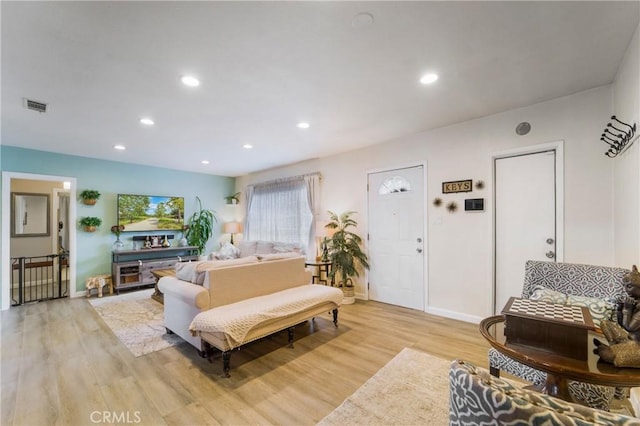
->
[488,260,631,410]
[450,360,638,425]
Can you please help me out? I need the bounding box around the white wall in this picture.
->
[613,23,640,268]
[238,86,615,322]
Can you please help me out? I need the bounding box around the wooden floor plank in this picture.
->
[1,296,491,425]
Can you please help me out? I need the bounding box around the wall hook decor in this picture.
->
[601,115,637,158]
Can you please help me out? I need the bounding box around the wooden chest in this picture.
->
[501,297,595,361]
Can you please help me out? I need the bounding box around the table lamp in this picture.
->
[224,221,241,245]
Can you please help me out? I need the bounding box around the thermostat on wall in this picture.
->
[465,198,484,212]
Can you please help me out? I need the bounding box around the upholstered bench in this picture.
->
[190,284,343,377]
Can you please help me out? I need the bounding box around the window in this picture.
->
[378,175,412,195]
[245,174,319,254]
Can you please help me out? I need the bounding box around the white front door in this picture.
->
[368,166,425,310]
[494,150,558,313]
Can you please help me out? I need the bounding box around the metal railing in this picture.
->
[11,253,69,306]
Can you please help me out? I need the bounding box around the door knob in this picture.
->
[545,251,555,259]
[416,248,423,253]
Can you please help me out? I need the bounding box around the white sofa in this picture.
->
[158,256,343,377]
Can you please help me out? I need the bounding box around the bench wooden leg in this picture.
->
[287,327,295,348]
[332,309,339,327]
[222,350,232,378]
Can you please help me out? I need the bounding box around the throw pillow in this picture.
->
[217,242,240,260]
[529,285,567,304]
[566,294,615,328]
[175,261,206,285]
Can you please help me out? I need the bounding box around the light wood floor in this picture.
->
[1,295,491,425]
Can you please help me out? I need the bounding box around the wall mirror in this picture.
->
[11,192,50,237]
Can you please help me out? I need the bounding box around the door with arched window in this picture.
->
[367,165,425,310]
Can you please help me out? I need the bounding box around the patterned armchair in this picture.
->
[488,260,631,410]
[450,360,637,425]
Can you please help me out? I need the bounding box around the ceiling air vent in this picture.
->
[23,98,48,113]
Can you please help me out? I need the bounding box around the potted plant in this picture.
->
[325,210,369,304]
[80,216,102,232]
[185,196,217,257]
[224,192,241,205]
[80,189,101,205]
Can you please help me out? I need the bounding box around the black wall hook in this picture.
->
[601,115,637,157]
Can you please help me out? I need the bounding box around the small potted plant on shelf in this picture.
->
[79,189,101,205]
[185,196,217,258]
[80,217,102,232]
[325,210,369,304]
[224,192,241,205]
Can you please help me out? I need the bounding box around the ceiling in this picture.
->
[2,1,638,177]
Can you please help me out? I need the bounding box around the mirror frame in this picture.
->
[11,192,51,237]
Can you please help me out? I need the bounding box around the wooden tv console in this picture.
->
[111,246,198,293]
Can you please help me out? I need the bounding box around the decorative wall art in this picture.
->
[442,179,472,194]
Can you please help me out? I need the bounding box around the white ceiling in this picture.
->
[2,1,638,177]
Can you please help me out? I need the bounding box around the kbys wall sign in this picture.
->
[442,179,472,194]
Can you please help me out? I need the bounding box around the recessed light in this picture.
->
[297,122,310,129]
[113,144,126,151]
[243,144,253,149]
[181,75,200,87]
[140,117,154,126]
[420,73,439,85]
[352,12,374,29]
[201,160,210,165]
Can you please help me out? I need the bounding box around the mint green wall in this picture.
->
[1,146,235,297]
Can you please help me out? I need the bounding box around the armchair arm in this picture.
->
[158,277,210,310]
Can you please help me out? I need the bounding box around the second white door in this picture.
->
[368,166,425,310]
[494,150,557,314]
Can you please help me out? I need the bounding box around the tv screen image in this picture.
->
[117,194,184,232]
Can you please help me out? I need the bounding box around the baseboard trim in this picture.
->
[426,306,483,324]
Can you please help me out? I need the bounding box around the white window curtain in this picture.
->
[244,173,320,256]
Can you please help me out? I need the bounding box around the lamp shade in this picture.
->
[224,222,241,234]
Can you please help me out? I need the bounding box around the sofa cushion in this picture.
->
[238,240,257,257]
[255,241,275,254]
[273,242,303,254]
[195,256,260,272]
[259,252,302,261]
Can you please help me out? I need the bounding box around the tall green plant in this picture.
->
[325,210,369,287]
[185,197,217,255]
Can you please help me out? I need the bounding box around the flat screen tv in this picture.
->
[117,194,184,232]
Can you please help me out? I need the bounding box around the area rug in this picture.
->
[88,289,184,357]
[318,348,451,425]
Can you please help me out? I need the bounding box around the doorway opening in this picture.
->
[2,172,77,310]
